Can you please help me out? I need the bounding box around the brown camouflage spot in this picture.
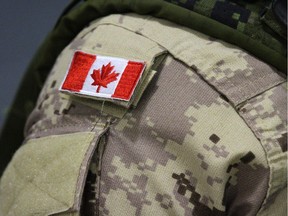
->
[155,193,173,209]
[172,172,225,215]
[277,133,287,152]
[209,134,220,144]
[50,80,57,88]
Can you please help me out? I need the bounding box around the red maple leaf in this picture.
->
[91,62,119,93]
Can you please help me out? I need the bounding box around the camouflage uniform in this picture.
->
[0,1,286,216]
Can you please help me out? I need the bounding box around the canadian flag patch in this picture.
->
[60,51,146,101]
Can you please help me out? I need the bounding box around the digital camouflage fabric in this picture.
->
[165,0,287,52]
[0,0,286,176]
[0,1,287,216]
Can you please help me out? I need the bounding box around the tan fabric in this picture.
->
[0,132,100,215]
[238,83,287,215]
[91,14,285,106]
[258,186,287,216]
[0,14,286,216]
[61,23,166,110]
[98,55,270,216]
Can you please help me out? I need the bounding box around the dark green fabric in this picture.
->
[165,0,287,57]
[262,6,287,40]
[0,0,286,176]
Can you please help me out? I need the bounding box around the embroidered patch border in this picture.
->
[60,51,146,101]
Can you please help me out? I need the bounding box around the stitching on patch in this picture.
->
[62,52,96,92]
[60,51,146,102]
[112,61,146,100]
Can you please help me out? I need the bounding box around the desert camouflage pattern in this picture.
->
[0,14,286,216]
[238,83,287,216]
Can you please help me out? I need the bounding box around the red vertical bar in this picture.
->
[61,51,96,92]
[112,61,145,100]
